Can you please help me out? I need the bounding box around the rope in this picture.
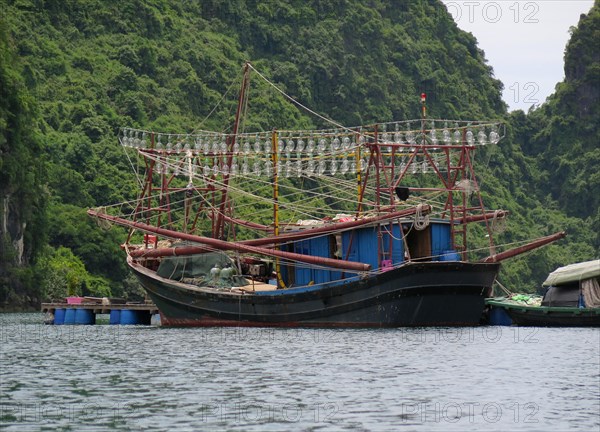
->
[413,203,430,231]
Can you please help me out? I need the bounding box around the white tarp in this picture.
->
[542,259,600,287]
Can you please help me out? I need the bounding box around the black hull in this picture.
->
[486,300,600,327]
[130,259,500,327]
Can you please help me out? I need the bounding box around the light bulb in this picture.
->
[478,129,487,145]
[307,138,315,154]
[254,135,261,153]
[406,126,415,145]
[360,158,367,171]
[453,126,461,144]
[330,159,338,175]
[318,136,326,155]
[489,129,499,144]
[265,161,273,177]
[342,137,351,150]
[285,160,292,178]
[442,122,451,145]
[317,160,326,176]
[429,122,438,147]
[341,158,349,174]
[332,137,341,151]
[466,128,474,145]
[286,139,295,153]
[394,124,402,143]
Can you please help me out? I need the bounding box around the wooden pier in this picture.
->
[41,300,159,325]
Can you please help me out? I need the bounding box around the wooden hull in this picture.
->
[129,258,500,327]
[486,299,600,327]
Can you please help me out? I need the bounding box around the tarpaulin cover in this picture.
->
[543,260,600,287]
[541,285,580,307]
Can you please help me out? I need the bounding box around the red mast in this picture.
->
[213,62,251,240]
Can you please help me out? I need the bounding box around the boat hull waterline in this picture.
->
[486,299,600,327]
[129,258,500,327]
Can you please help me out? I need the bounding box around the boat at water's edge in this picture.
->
[130,256,500,327]
[88,63,567,328]
[486,259,600,327]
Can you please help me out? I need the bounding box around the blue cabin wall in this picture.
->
[381,224,405,265]
[430,223,453,260]
[286,221,456,286]
[342,227,380,270]
[293,236,340,286]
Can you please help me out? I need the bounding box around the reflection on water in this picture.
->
[1,313,599,431]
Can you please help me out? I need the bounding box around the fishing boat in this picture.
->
[88,63,565,327]
[486,260,600,327]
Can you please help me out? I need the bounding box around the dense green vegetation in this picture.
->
[0,0,597,308]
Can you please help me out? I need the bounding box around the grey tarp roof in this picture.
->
[542,259,600,287]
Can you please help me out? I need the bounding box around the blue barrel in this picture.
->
[54,308,66,325]
[120,309,139,325]
[109,309,121,325]
[75,309,95,325]
[63,308,76,325]
[488,307,513,326]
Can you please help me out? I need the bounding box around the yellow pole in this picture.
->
[272,130,285,289]
[272,130,279,237]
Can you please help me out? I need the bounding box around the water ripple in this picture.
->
[1,314,598,431]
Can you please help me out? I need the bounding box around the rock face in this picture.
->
[564,10,600,121]
[1,194,27,266]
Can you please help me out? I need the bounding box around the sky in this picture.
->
[441,0,595,111]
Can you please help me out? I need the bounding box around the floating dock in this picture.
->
[41,301,159,325]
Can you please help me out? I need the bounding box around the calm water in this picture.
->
[0,313,598,431]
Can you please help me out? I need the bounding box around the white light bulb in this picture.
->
[330,159,338,175]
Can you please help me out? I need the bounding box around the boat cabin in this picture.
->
[280,219,460,288]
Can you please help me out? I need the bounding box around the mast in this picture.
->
[214,62,251,240]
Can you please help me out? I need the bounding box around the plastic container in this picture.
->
[150,313,161,326]
[63,308,76,325]
[120,309,138,325]
[488,307,513,326]
[54,308,66,325]
[75,308,95,325]
[66,297,83,304]
[109,309,121,325]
